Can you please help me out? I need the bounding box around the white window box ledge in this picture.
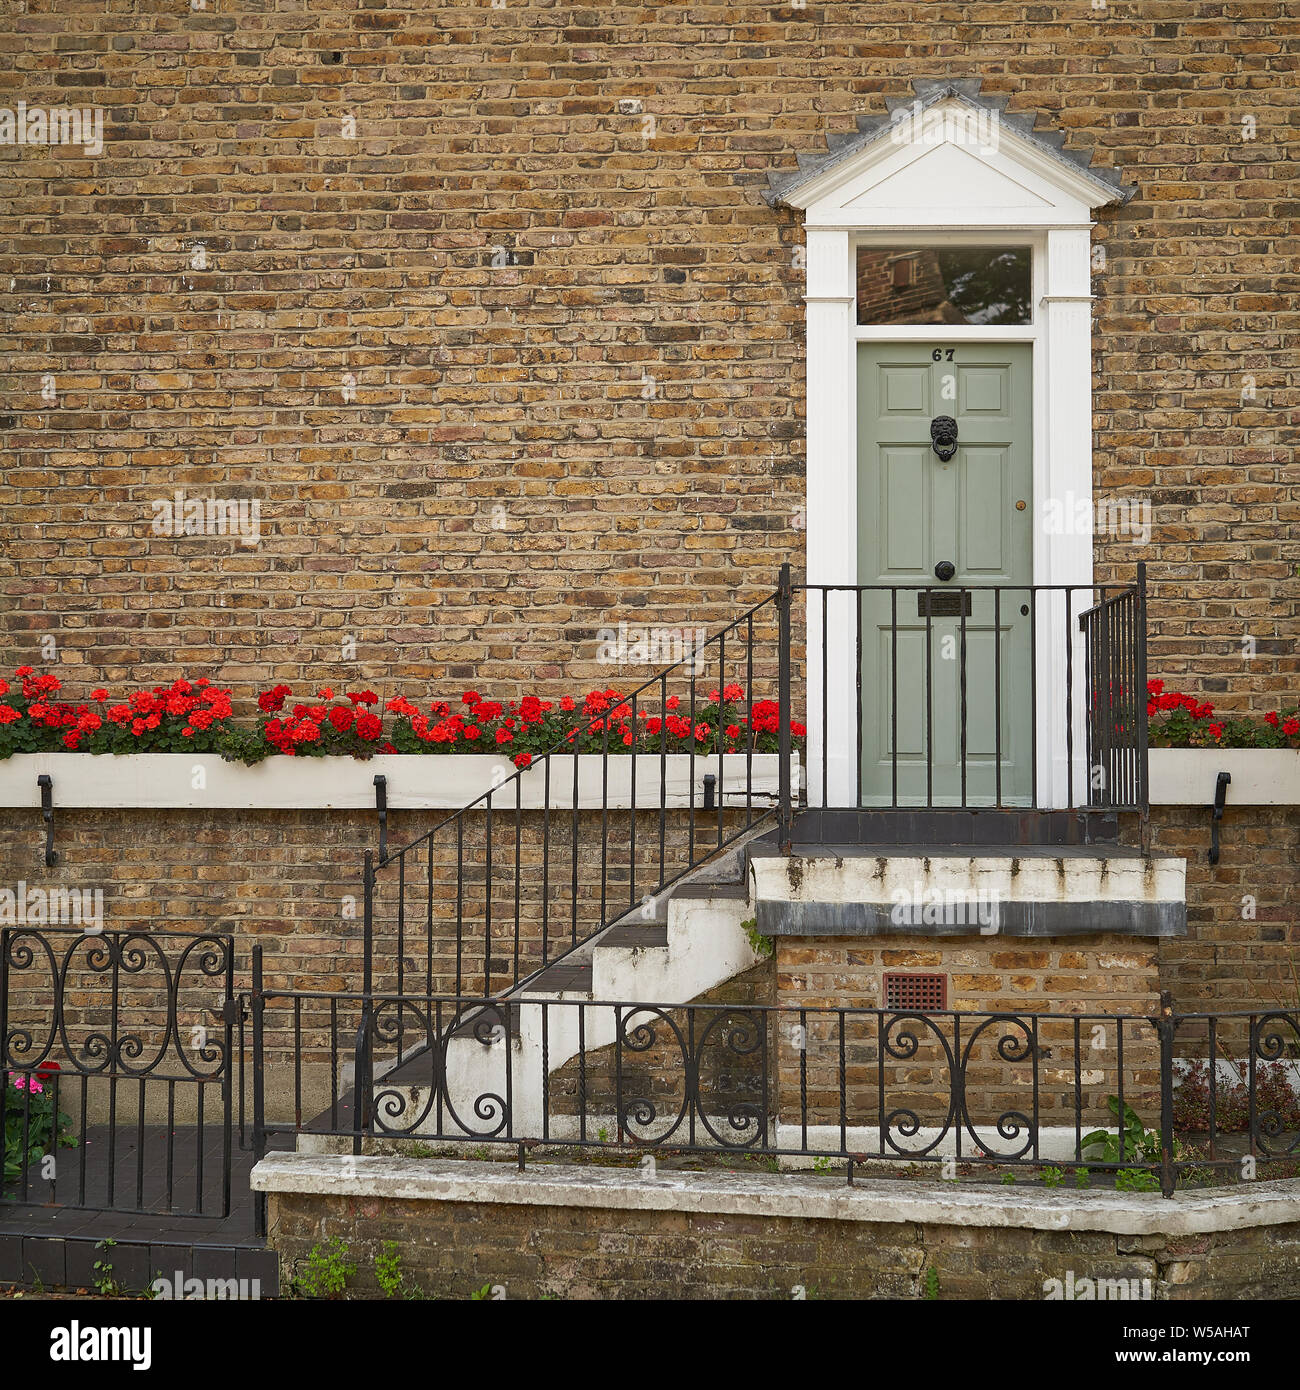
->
[1149,748,1300,807]
[0,752,796,813]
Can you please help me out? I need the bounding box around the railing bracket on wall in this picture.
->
[36,773,57,867]
[1208,770,1231,865]
[373,774,388,862]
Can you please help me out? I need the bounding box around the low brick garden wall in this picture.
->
[254,1155,1300,1301]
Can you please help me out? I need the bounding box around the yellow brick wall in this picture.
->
[0,4,1295,715]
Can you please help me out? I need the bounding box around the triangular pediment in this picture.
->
[765,79,1134,227]
[840,141,1054,215]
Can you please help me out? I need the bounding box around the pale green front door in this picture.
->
[857,343,1034,806]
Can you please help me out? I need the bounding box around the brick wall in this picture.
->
[774,935,1163,1129]
[1,4,1296,713]
[1146,804,1300,1021]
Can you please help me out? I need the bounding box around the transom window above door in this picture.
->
[856,246,1033,327]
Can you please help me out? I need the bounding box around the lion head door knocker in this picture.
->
[930,415,959,461]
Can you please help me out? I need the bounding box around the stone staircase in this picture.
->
[366,828,772,1141]
[323,808,1184,1150]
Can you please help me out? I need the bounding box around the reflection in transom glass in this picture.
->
[857,246,1032,326]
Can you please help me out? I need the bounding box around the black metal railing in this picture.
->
[360,563,1149,1038]
[791,563,1148,816]
[250,970,1300,1200]
[1080,572,1148,812]
[362,591,785,1009]
[1,927,236,1218]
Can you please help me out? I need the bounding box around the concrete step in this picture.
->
[747,841,1186,939]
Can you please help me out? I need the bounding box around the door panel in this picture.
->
[857,343,1034,807]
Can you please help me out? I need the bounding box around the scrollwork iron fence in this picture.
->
[250,960,1300,1201]
[1,927,236,1218]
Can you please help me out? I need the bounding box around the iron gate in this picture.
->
[1,927,237,1219]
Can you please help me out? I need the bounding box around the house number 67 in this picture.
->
[931,348,955,361]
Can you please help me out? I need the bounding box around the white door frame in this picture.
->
[788,109,1119,810]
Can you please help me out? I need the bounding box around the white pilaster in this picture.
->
[803,228,858,808]
[1039,228,1095,807]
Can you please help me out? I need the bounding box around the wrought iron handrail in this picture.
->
[358,563,1150,1097]
[362,586,786,1014]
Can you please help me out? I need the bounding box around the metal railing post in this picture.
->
[1156,988,1177,1198]
[1096,594,1112,811]
[357,850,376,1155]
[777,563,793,853]
[250,944,267,1238]
[1135,561,1150,818]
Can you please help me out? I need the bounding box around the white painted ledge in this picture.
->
[1149,748,1300,807]
[249,1153,1300,1237]
[0,752,794,812]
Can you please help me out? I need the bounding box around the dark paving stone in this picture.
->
[237,1246,279,1295]
[21,1236,66,1287]
[63,1237,102,1291]
[0,1126,296,1289]
[1,1127,288,1239]
[102,1241,153,1293]
[191,1245,240,1281]
[150,1244,195,1287]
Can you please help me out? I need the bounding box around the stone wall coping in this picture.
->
[250,1153,1300,1237]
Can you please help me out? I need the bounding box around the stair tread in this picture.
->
[526,961,593,991]
[594,923,669,950]
[669,881,749,902]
